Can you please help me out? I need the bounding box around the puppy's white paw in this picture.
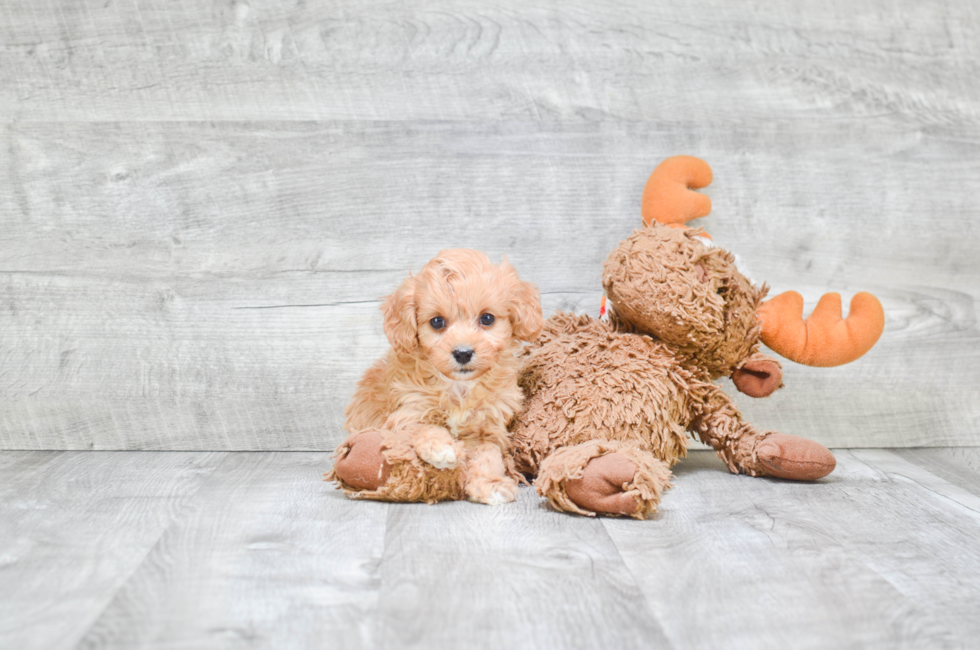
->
[466,476,519,506]
[484,488,517,506]
[417,443,458,470]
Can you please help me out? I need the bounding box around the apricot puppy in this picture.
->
[332,249,544,505]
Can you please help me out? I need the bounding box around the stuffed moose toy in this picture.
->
[328,156,885,518]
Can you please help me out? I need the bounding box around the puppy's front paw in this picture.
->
[466,476,519,506]
[416,441,458,470]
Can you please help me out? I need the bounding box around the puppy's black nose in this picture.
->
[452,347,474,365]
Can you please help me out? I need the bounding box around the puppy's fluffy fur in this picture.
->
[344,249,544,505]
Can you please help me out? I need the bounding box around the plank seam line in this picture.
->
[232,300,378,309]
[598,518,678,649]
[67,451,231,646]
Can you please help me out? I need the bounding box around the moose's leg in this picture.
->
[534,440,673,519]
[755,433,838,480]
[689,383,836,480]
[326,427,466,503]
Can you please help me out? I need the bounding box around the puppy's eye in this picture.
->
[479,313,495,327]
[429,316,446,330]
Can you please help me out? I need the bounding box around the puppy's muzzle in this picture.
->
[452,347,474,365]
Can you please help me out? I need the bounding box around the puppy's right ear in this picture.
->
[381,276,418,355]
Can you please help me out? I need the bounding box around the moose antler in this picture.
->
[758,291,885,367]
[643,155,885,367]
[641,155,714,228]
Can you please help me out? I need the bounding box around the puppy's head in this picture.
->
[382,249,543,380]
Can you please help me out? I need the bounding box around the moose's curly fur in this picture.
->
[509,225,791,518]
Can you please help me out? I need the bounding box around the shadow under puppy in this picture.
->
[327,249,544,505]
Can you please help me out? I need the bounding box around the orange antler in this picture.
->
[641,156,714,227]
[758,291,885,367]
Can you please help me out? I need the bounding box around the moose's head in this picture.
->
[601,156,885,397]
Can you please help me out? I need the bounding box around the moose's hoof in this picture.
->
[332,430,391,491]
[757,433,836,481]
[565,453,641,516]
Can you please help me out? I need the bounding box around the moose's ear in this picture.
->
[731,355,783,398]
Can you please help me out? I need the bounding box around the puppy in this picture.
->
[344,249,544,505]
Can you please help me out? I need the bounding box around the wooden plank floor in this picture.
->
[2,448,979,649]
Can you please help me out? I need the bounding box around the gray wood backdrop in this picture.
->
[1,0,977,451]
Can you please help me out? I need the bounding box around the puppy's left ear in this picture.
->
[504,260,544,342]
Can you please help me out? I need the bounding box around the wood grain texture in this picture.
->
[76,452,388,649]
[893,447,980,497]
[1,1,978,449]
[3,449,980,649]
[602,448,980,650]
[0,450,226,649]
[1,0,978,124]
[375,485,669,650]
